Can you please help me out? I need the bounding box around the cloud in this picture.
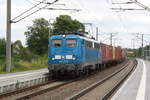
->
[1,0,150,48]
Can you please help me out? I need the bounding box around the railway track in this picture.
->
[68,60,137,100]
[0,60,134,100]
[0,80,55,99]
[0,75,85,100]
[15,80,76,100]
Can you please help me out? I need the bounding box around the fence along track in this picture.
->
[67,60,137,100]
[0,72,50,95]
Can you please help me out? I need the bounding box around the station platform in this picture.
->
[111,59,149,100]
[0,68,48,77]
[0,68,48,86]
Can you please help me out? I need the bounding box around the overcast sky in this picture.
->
[1,0,150,48]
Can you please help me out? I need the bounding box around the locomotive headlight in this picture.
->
[72,54,76,60]
[54,55,61,59]
[66,55,73,59]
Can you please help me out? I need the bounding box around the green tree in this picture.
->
[138,47,142,57]
[52,15,85,34]
[0,38,6,56]
[12,40,33,61]
[25,18,49,55]
[13,40,24,56]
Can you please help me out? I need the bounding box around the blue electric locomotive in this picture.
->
[48,34,101,76]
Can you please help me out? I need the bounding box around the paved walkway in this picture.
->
[111,59,149,100]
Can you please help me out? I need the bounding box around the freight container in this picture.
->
[122,49,126,60]
[100,43,113,63]
[113,47,116,60]
[115,47,122,61]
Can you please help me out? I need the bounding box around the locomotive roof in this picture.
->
[50,34,100,44]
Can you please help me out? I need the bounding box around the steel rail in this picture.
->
[0,60,129,100]
[15,61,128,100]
[16,79,80,100]
[102,60,137,100]
[67,60,136,100]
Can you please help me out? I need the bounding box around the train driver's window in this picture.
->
[66,39,77,47]
[52,39,62,47]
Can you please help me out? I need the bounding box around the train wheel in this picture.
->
[71,71,77,78]
[51,72,55,79]
[52,72,59,79]
[82,68,86,75]
[103,64,106,69]
[98,64,101,71]
[75,70,80,77]
[79,71,82,77]
[85,68,89,76]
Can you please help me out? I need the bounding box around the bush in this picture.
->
[0,54,48,73]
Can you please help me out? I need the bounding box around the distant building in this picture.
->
[126,51,134,54]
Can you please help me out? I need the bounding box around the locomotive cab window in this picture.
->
[52,39,62,47]
[66,39,77,47]
[94,43,100,49]
[84,40,92,48]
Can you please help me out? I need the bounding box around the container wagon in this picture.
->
[100,43,113,66]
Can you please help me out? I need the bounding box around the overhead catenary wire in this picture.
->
[105,0,130,46]
[46,8,80,12]
[115,0,128,33]
[32,0,41,2]
[12,0,59,23]
[69,0,96,35]
[111,0,150,11]
[25,0,77,17]
[109,0,129,33]
[26,0,65,9]
[26,0,36,6]
[11,0,46,21]
[25,0,44,9]
[32,0,66,6]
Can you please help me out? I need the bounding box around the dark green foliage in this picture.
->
[24,16,85,55]
[21,48,33,61]
[138,47,142,57]
[12,40,33,61]
[0,38,6,72]
[52,15,85,34]
[0,38,6,56]
[25,18,49,55]
[0,38,48,73]
[0,15,86,73]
